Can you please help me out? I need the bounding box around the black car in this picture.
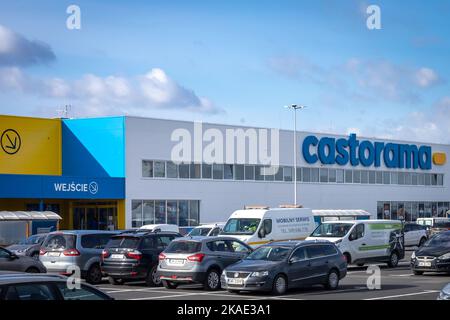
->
[6,234,48,259]
[0,272,113,300]
[101,230,181,286]
[411,230,450,275]
[221,240,347,295]
[0,247,46,273]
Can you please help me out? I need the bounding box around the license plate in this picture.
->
[418,261,431,267]
[47,252,61,257]
[228,278,244,285]
[111,254,124,259]
[169,259,184,265]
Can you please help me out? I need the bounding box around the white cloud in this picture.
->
[0,67,223,116]
[414,67,440,88]
[0,25,55,66]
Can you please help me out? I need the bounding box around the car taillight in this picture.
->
[158,253,166,261]
[102,250,110,259]
[63,249,80,256]
[187,253,205,262]
[39,249,47,256]
[126,251,142,260]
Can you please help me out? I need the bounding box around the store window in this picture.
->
[391,172,398,184]
[368,171,375,184]
[142,160,153,178]
[154,161,165,178]
[213,164,224,179]
[132,200,200,227]
[303,168,311,182]
[311,168,319,183]
[274,167,284,181]
[143,200,155,225]
[418,173,425,185]
[244,165,254,180]
[202,164,212,179]
[155,200,166,224]
[224,164,234,180]
[255,165,264,181]
[345,170,352,183]
[336,169,344,183]
[283,167,293,182]
[296,167,302,181]
[320,168,328,183]
[178,201,189,226]
[166,161,178,178]
[189,201,200,226]
[167,201,178,224]
[353,170,361,183]
[179,163,190,179]
[376,171,382,184]
[235,165,245,180]
[398,172,405,185]
[360,170,368,184]
[190,163,201,179]
[383,171,390,184]
[132,200,143,228]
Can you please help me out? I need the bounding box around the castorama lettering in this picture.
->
[302,134,432,170]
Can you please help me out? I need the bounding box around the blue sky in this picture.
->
[0,0,450,143]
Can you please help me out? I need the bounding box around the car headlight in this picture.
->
[250,271,269,277]
[438,253,450,260]
[411,251,416,259]
[438,291,450,300]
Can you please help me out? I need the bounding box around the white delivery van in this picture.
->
[306,220,405,267]
[139,224,180,233]
[188,223,225,237]
[220,207,316,248]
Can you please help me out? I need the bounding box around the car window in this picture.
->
[227,240,250,253]
[165,241,202,253]
[322,244,338,256]
[0,248,11,258]
[55,283,108,300]
[140,237,156,249]
[290,247,306,261]
[305,245,326,259]
[210,228,221,236]
[81,234,114,249]
[43,234,76,250]
[262,219,272,235]
[5,284,56,300]
[207,240,231,252]
[351,224,365,240]
[157,236,174,249]
[107,236,140,249]
[403,224,411,232]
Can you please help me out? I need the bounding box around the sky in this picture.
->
[0,0,450,144]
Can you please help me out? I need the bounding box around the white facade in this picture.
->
[124,116,450,228]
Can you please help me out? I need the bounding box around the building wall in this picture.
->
[124,117,450,227]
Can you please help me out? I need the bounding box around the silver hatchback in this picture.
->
[39,230,118,284]
[157,236,253,290]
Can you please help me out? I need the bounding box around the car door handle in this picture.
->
[361,243,367,246]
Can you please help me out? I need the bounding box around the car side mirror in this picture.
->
[258,228,265,239]
[349,233,355,241]
[9,253,19,260]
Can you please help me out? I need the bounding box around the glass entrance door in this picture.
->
[72,202,118,230]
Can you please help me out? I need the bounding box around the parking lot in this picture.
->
[94,251,449,300]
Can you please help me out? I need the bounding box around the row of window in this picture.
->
[131,199,200,228]
[377,201,450,222]
[142,160,444,186]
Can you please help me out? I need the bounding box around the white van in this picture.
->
[306,220,405,267]
[220,207,316,248]
[139,224,180,233]
[188,223,225,237]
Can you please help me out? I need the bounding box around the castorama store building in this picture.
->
[0,114,448,231]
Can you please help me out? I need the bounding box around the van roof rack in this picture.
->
[279,204,303,208]
[244,205,270,210]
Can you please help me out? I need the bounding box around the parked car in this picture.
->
[188,223,225,237]
[139,224,179,233]
[221,240,347,295]
[102,230,182,286]
[0,247,46,273]
[429,220,450,236]
[39,230,119,284]
[6,233,48,259]
[307,220,405,267]
[438,282,450,300]
[157,236,253,290]
[403,223,428,247]
[0,272,113,300]
[411,231,450,275]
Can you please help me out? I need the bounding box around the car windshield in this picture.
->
[423,233,450,247]
[42,234,76,250]
[245,246,291,261]
[222,218,261,235]
[19,235,44,245]
[311,223,354,238]
[165,241,202,254]
[106,236,140,249]
[434,221,450,228]
[189,228,211,236]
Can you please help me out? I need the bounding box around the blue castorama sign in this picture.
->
[302,134,432,170]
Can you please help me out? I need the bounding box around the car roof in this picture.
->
[48,230,120,235]
[263,240,336,247]
[0,271,68,285]
[113,231,180,237]
[172,236,243,242]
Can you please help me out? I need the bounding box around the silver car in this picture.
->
[39,230,118,284]
[157,236,253,290]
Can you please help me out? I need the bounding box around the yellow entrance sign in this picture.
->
[0,115,61,175]
[433,152,446,166]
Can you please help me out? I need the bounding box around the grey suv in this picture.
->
[39,230,118,284]
[157,236,253,290]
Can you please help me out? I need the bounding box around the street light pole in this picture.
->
[286,104,305,206]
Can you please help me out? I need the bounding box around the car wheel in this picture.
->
[324,269,340,290]
[86,264,103,284]
[418,237,426,247]
[162,280,178,289]
[356,263,365,267]
[108,277,124,285]
[413,270,424,275]
[204,269,221,291]
[271,274,287,295]
[145,265,161,287]
[25,267,40,273]
[387,251,399,268]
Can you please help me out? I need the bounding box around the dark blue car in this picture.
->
[221,240,347,295]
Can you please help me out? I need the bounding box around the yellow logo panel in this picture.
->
[0,115,61,175]
[433,152,446,166]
